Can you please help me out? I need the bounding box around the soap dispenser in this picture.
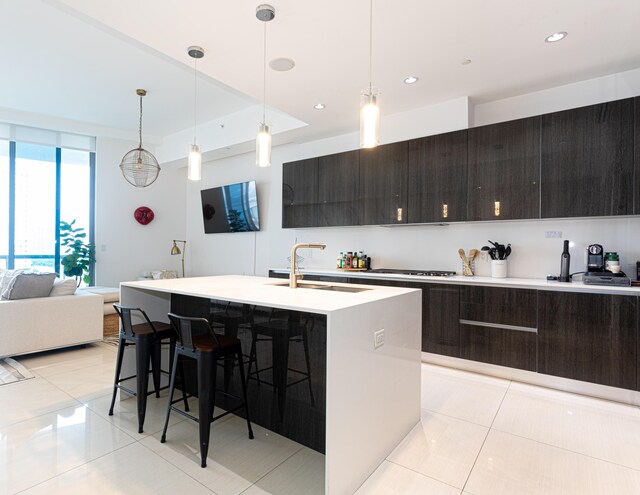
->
[559,240,571,283]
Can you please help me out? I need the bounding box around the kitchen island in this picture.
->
[119,275,422,495]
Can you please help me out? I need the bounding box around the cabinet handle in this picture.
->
[442,203,448,219]
[494,201,501,217]
[397,208,403,222]
[460,319,537,333]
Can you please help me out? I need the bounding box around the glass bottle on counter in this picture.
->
[346,252,353,269]
[352,251,359,269]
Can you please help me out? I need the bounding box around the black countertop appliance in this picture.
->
[587,244,605,272]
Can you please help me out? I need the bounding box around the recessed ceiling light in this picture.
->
[461,59,472,65]
[545,32,567,43]
[314,103,326,110]
[403,76,419,84]
[269,57,295,71]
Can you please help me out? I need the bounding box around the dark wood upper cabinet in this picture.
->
[408,130,468,223]
[360,141,408,225]
[467,117,541,221]
[317,151,361,227]
[541,98,634,218]
[635,97,640,214]
[282,158,319,228]
[538,291,637,390]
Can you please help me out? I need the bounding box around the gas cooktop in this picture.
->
[368,269,456,277]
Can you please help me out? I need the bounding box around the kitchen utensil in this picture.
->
[458,248,474,276]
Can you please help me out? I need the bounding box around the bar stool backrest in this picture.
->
[113,304,156,338]
[168,313,221,351]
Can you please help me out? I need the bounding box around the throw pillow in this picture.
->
[48,277,77,297]
[1,272,57,300]
[0,269,25,295]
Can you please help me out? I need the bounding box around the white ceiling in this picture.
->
[2,0,640,149]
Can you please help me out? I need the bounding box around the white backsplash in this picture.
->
[292,216,640,280]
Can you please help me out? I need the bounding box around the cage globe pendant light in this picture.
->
[119,89,160,187]
[187,46,204,181]
[360,0,380,149]
[256,4,275,167]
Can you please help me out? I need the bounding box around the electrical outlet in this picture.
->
[545,231,562,238]
[374,329,384,349]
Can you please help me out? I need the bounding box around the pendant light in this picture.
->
[256,4,275,167]
[187,46,204,181]
[360,0,380,149]
[119,89,160,187]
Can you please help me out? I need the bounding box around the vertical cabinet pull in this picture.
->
[397,208,403,222]
[494,200,501,217]
[442,203,448,219]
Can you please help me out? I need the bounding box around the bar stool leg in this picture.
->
[108,335,126,416]
[151,339,162,398]
[236,348,254,440]
[161,348,181,444]
[135,338,152,434]
[197,353,214,468]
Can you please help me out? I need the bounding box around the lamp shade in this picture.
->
[360,91,380,149]
[256,123,272,167]
[188,144,202,181]
[119,148,160,187]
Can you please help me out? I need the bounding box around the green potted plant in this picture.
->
[60,220,95,287]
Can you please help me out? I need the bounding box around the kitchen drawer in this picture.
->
[460,286,537,328]
[460,322,537,371]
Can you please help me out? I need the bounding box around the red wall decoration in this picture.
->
[134,206,154,225]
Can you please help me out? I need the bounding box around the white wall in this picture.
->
[185,73,640,281]
[95,137,186,286]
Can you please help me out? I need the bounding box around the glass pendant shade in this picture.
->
[256,123,272,167]
[188,144,202,181]
[360,91,380,149]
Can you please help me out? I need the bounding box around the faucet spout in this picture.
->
[290,243,326,288]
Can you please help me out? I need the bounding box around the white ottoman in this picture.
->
[78,287,120,336]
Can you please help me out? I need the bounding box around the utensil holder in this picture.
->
[461,259,475,276]
[491,260,507,278]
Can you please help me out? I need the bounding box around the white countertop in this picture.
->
[269,268,640,296]
[120,275,420,314]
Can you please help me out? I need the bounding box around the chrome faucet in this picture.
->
[290,243,326,288]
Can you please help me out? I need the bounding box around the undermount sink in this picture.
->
[272,282,371,293]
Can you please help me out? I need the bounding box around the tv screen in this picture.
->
[200,181,260,234]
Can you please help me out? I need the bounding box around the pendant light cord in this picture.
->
[138,94,143,148]
[193,56,198,144]
[369,0,373,93]
[262,21,267,124]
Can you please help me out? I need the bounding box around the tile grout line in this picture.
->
[460,379,512,493]
[237,442,307,493]
[384,458,465,492]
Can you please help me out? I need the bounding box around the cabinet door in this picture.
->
[423,284,460,357]
[459,287,537,371]
[360,141,408,225]
[282,158,319,228]
[467,117,540,220]
[408,130,468,223]
[541,98,634,218]
[538,291,637,390]
[635,97,640,214]
[318,151,361,226]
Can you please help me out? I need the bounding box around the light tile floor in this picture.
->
[3,345,640,494]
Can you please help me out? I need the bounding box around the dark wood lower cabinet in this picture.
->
[423,284,460,357]
[538,291,638,390]
[460,323,536,371]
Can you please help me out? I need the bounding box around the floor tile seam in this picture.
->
[32,362,116,379]
[383,458,465,491]
[11,440,135,495]
[460,381,511,493]
[420,407,493,429]
[486,426,640,474]
[0,397,85,430]
[488,380,512,429]
[238,442,306,490]
[135,440,220,494]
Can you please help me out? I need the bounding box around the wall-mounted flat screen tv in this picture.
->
[200,181,260,234]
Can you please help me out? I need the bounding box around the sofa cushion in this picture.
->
[1,272,57,300]
[0,269,25,295]
[49,278,77,297]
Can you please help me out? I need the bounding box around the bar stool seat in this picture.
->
[161,313,254,468]
[108,304,180,434]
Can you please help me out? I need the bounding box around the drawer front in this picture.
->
[460,286,537,328]
[460,322,537,371]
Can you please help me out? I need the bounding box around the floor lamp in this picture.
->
[170,240,186,278]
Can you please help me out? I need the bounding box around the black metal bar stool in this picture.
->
[108,304,183,433]
[246,309,315,415]
[161,313,254,468]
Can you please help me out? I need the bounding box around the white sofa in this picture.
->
[0,291,103,358]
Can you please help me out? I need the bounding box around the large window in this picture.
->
[0,136,95,281]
